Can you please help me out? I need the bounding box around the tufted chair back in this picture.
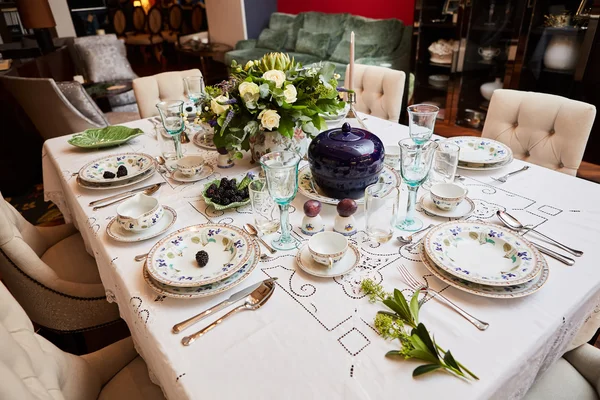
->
[344,64,406,122]
[133,69,203,118]
[482,89,596,176]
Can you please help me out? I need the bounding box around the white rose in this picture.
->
[239,81,260,104]
[258,109,280,130]
[210,95,230,115]
[262,69,286,88]
[283,84,297,104]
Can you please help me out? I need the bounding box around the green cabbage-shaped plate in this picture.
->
[201,175,252,211]
[68,126,144,148]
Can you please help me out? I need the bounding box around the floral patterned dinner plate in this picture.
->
[297,164,400,205]
[146,224,252,287]
[75,167,156,190]
[420,245,548,299]
[457,152,514,171]
[447,137,511,165]
[78,153,156,184]
[143,241,260,299]
[424,221,541,286]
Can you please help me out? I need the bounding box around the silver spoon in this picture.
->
[135,253,148,262]
[154,156,172,177]
[181,279,275,346]
[244,223,277,254]
[397,224,434,244]
[93,184,161,211]
[497,210,582,257]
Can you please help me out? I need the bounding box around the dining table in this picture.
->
[42,114,600,400]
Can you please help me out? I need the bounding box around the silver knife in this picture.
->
[172,277,278,334]
[532,242,575,266]
[88,182,164,206]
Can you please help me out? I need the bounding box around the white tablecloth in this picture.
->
[43,115,600,400]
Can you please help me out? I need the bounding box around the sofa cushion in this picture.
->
[41,233,101,285]
[257,28,287,51]
[224,48,271,68]
[286,52,324,66]
[295,29,330,59]
[268,12,304,51]
[330,40,377,64]
[344,15,405,55]
[302,12,349,34]
[56,81,108,126]
[75,39,137,83]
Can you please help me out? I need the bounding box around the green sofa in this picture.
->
[225,12,412,73]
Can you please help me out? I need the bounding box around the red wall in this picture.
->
[277,0,414,24]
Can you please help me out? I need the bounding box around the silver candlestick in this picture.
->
[345,91,369,130]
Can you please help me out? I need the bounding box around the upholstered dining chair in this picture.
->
[524,343,600,399]
[0,193,120,333]
[0,281,165,400]
[344,64,406,122]
[133,69,203,118]
[0,76,137,140]
[482,89,596,176]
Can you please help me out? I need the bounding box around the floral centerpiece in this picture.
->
[194,52,346,161]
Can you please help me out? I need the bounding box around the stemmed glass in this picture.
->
[422,141,460,190]
[259,151,301,251]
[396,139,438,231]
[408,104,439,144]
[156,100,184,160]
[183,76,205,104]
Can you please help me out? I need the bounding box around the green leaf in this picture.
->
[413,364,442,377]
[259,83,270,98]
[407,349,440,364]
[409,289,421,325]
[393,289,413,323]
[278,117,294,138]
[413,323,438,358]
[385,350,403,357]
[68,126,144,148]
[443,350,461,371]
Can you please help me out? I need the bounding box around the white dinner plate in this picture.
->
[457,152,514,171]
[423,221,541,286]
[420,245,548,299]
[297,164,400,205]
[146,224,253,287]
[447,137,511,165]
[169,165,215,183]
[106,206,177,242]
[295,243,360,278]
[78,153,155,184]
[143,241,260,299]
[419,193,475,219]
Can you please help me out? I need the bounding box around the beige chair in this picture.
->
[0,193,119,333]
[133,69,203,118]
[344,64,406,122]
[0,76,138,140]
[482,89,596,176]
[524,344,600,399]
[0,280,165,400]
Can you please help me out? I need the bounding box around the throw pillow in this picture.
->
[330,40,378,64]
[295,29,330,59]
[257,28,288,51]
[56,81,108,126]
[74,39,137,83]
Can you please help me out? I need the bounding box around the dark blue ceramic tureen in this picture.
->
[307,122,385,199]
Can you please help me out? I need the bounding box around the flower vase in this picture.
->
[249,128,308,162]
[544,34,579,71]
[216,147,234,169]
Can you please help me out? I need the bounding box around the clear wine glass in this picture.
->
[422,141,460,190]
[183,76,205,104]
[408,104,439,145]
[156,100,184,159]
[396,139,438,231]
[259,151,301,251]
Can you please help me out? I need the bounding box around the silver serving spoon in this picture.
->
[397,224,434,244]
[181,280,275,346]
[497,210,582,257]
[244,223,277,254]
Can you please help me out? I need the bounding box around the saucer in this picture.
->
[106,206,177,242]
[295,242,360,278]
[419,193,475,219]
[170,165,214,183]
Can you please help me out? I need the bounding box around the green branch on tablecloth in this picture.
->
[193,52,346,157]
[361,279,479,381]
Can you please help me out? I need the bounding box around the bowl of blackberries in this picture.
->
[202,174,253,211]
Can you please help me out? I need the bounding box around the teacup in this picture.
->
[308,231,348,269]
[430,183,468,211]
[176,155,204,177]
[117,193,164,232]
[478,46,500,61]
[384,144,400,170]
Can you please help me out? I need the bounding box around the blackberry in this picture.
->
[221,198,231,205]
[233,196,243,203]
[219,177,229,187]
[229,178,237,188]
[209,183,218,191]
[224,189,236,198]
[195,250,209,267]
[212,196,222,204]
[116,165,128,177]
[205,189,215,198]
[103,171,116,179]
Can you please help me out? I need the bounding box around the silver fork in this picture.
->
[492,166,530,183]
[396,264,489,331]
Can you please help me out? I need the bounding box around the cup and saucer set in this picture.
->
[295,231,361,278]
[106,193,177,242]
[168,155,214,183]
[419,182,475,219]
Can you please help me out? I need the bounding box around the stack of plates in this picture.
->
[142,224,260,299]
[77,153,157,190]
[446,137,513,171]
[419,221,549,298]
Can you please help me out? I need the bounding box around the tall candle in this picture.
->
[348,31,355,91]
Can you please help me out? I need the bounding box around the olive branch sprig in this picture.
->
[362,279,478,380]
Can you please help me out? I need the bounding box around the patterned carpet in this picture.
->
[5,184,64,227]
